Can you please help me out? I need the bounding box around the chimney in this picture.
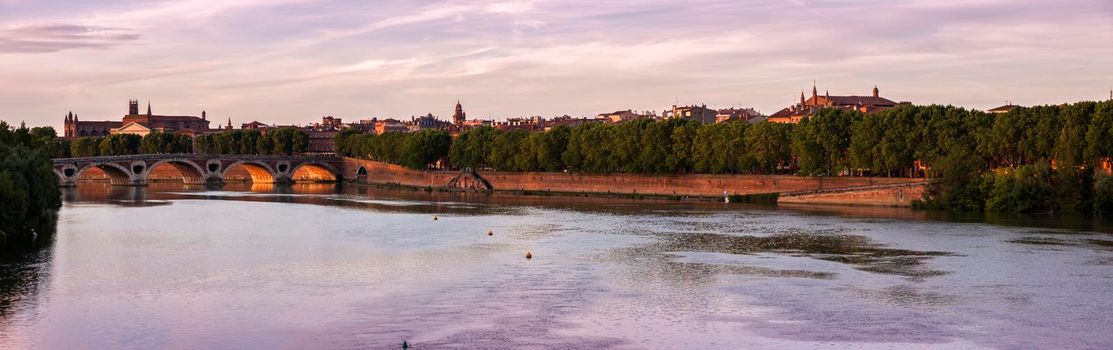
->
[873,86,879,98]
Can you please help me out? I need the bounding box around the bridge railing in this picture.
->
[52,153,341,164]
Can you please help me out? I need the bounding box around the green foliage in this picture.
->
[979,161,1094,214]
[263,128,309,155]
[0,121,61,247]
[984,163,1055,213]
[195,129,306,155]
[336,130,451,169]
[744,121,793,174]
[402,130,452,169]
[792,108,858,175]
[1095,175,1113,217]
[70,137,101,157]
[1085,100,1113,163]
[97,134,141,156]
[140,132,193,154]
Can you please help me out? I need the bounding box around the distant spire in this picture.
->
[146,101,152,116]
[812,83,818,104]
[227,117,232,130]
[202,110,207,120]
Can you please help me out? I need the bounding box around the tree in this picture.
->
[744,121,792,174]
[536,125,569,171]
[0,121,61,247]
[71,137,101,157]
[666,121,699,174]
[488,130,529,171]
[260,128,309,155]
[141,132,192,154]
[1053,102,1093,167]
[792,108,858,175]
[402,130,452,169]
[98,134,141,156]
[1085,100,1113,164]
[334,129,364,157]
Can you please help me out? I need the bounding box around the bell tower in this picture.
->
[453,100,466,127]
[128,99,139,115]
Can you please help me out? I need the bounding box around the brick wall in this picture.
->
[343,158,926,200]
[778,185,927,207]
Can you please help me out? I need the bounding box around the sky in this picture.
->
[1,0,1111,129]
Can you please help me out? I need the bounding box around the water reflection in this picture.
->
[1,183,1111,348]
[0,218,54,347]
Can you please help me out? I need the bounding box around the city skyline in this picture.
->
[2,0,1112,129]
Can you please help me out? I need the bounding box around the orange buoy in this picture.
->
[525,250,532,259]
[488,229,493,236]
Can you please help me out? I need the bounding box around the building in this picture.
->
[241,121,271,131]
[597,110,652,124]
[63,111,120,138]
[63,100,211,138]
[987,103,1020,114]
[544,115,602,130]
[114,100,211,136]
[375,118,409,134]
[665,105,718,124]
[452,101,466,127]
[411,113,452,131]
[715,107,764,124]
[768,85,903,123]
[497,116,545,131]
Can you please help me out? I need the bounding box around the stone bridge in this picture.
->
[52,154,343,186]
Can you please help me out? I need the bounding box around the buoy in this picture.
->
[488,229,493,236]
[402,340,409,349]
[525,250,532,259]
[433,215,438,221]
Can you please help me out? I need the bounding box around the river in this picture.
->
[2,183,1112,349]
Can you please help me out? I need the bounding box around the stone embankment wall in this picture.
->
[778,183,927,207]
[342,158,928,206]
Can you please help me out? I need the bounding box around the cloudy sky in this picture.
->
[1,0,1111,129]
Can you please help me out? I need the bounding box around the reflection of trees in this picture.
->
[0,216,56,339]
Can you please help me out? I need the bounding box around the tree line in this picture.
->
[194,129,309,155]
[0,122,61,248]
[335,101,1113,215]
[61,128,310,157]
[335,129,451,169]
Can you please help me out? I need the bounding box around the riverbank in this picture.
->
[341,157,928,207]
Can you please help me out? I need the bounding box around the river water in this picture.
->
[2,183,1112,349]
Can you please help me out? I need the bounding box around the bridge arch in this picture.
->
[223,161,277,184]
[291,162,339,183]
[145,159,206,184]
[74,163,134,186]
[354,166,368,183]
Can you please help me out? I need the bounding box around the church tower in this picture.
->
[129,100,139,115]
[453,100,466,127]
